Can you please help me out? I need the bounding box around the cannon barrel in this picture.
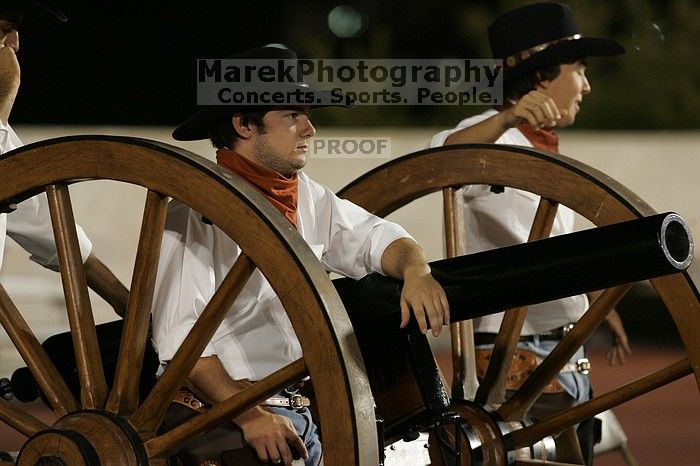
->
[333,212,694,443]
[336,212,693,328]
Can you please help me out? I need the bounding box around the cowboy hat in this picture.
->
[173,46,350,141]
[488,2,624,81]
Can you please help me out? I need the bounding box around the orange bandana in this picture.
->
[216,148,299,228]
[497,103,560,153]
[516,123,559,153]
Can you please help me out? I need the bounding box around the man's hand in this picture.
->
[0,45,21,124]
[381,238,450,336]
[501,90,566,129]
[400,263,450,336]
[588,292,632,365]
[188,356,308,465]
[604,309,632,366]
[236,408,308,465]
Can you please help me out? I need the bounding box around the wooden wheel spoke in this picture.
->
[443,187,479,400]
[498,284,631,420]
[0,284,78,416]
[507,358,692,449]
[0,397,50,437]
[106,190,169,415]
[131,253,256,433]
[46,184,107,410]
[144,358,307,459]
[475,198,559,405]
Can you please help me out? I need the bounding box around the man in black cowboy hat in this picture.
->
[0,0,127,311]
[154,46,450,466]
[431,2,630,464]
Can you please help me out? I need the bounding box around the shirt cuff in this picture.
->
[30,225,94,270]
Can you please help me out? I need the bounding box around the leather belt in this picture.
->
[173,388,311,414]
[475,349,591,394]
[474,323,575,345]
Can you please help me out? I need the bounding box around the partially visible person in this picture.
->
[431,3,631,464]
[0,0,127,313]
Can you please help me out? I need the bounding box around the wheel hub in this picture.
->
[17,411,149,466]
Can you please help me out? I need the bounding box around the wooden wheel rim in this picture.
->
[338,143,700,452]
[0,136,379,465]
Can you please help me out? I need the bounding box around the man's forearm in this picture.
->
[444,111,512,145]
[380,237,431,280]
[188,356,272,427]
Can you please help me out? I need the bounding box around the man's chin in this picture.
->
[555,115,576,128]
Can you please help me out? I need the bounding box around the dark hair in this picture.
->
[208,109,268,149]
[503,57,584,101]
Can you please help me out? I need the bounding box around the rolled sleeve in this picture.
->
[308,179,412,278]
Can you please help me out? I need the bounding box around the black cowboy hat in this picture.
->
[0,0,68,23]
[173,46,350,141]
[488,2,624,81]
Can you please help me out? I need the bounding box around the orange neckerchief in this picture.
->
[216,148,299,228]
[516,123,559,153]
[497,102,560,153]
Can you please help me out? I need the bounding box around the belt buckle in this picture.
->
[561,323,575,337]
[576,358,591,375]
[290,394,305,408]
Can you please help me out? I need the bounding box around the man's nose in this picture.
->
[4,29,19,52]
[582,74,591,95]
[300,115,316,138]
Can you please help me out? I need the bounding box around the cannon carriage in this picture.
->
[0,137,697,465]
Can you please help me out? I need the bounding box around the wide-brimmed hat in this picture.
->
[488,2,624,81]
[173,46,350,141]
[0,0,68,23]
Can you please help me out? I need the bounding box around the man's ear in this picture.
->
[232,115,253,139]
[535,72,552,91]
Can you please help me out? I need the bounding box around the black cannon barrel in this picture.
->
[335,212,693,328]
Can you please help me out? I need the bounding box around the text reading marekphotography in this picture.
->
[197,59,503,106]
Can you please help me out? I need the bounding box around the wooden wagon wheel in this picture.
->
[0,136,380,465]
[337,143,700,465]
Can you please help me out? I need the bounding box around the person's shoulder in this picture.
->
[298,171,331,194]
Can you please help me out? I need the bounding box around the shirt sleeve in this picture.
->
[2,123,93,268]
[430,110,506,199]
[429,110,499,148]
[0,120,22,153]
[308,178,413,279]
[151,202,218,362]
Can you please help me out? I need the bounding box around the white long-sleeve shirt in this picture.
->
[151,171,412,381]
[0,121,92,270]
[431,109,588,334]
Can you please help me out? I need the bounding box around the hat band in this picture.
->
[504,34,582,69]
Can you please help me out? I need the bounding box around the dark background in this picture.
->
[11,0,700,128]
